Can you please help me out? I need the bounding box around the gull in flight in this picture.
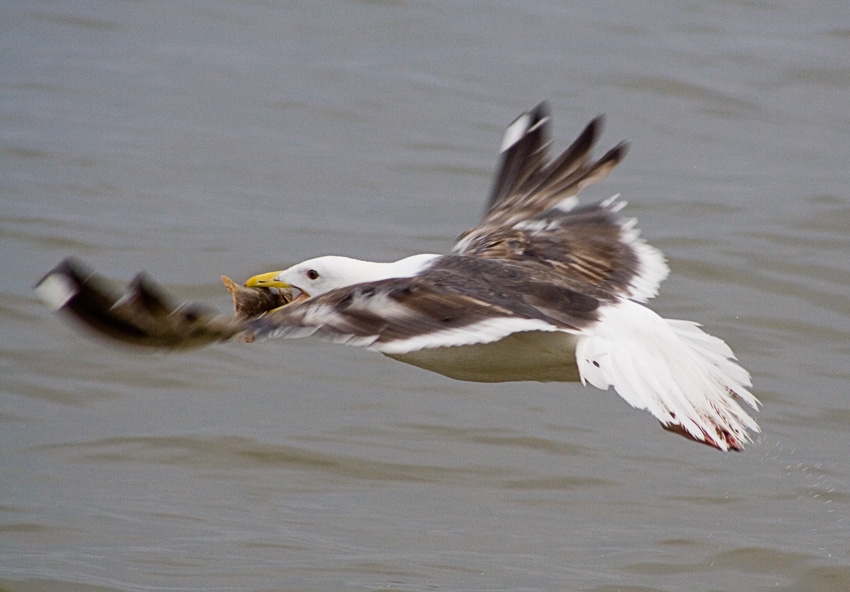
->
[36,103,759,450]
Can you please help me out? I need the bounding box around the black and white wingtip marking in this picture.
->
[499,103,550,153]
[34,258,87,311]
[499,112,532,153]
[35,272,77,311]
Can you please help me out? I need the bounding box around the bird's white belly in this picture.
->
[385,330,580,383]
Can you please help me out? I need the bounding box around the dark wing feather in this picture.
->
[456,106,667,301]
[486,102,552,211]
[456,198,668,301]
[247,259,602,352]
[34,258,267,349]
[480,104,625,227]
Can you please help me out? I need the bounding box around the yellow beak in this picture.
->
[244,271,288,289]
[244,271,311,304]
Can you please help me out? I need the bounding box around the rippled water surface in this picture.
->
[2,1,850,591]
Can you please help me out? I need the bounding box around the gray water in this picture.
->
[2,1,849,591]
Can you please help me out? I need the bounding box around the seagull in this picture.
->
[36,103,759,450]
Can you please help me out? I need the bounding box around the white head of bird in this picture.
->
[245,254,439,302]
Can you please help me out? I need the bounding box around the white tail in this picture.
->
[576,299,759,450]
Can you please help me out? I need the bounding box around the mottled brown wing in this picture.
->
[456,197,668,301]
[245,259,602,353]
[455,106,666,301]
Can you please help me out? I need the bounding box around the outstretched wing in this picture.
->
[246,258,601,355]
[34,258,278,349]
[34,257,600,356]
[455,104,668,301]
[482,103,622,220]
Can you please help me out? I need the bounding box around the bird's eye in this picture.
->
[306,269,320,280]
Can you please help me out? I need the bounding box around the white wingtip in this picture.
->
[500,112,532,152]
[35,273,78,311]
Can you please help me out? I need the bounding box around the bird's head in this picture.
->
[245,256,373,303]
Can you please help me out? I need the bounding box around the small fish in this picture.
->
[221,276,294,319]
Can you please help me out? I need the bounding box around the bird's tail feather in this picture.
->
[576,299,759,450]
